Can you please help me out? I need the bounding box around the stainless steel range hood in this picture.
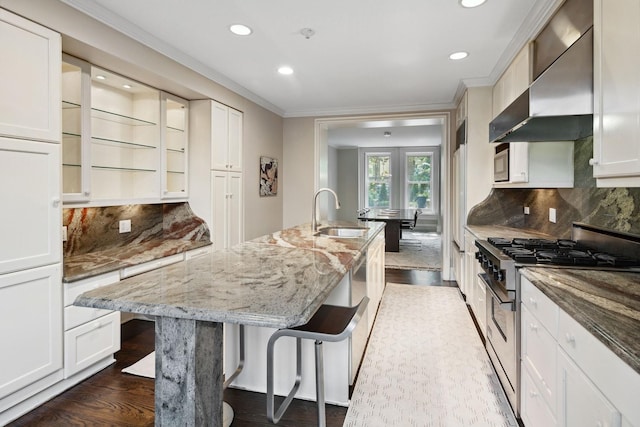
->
[489,27,593,143]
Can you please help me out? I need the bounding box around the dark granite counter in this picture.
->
[521,268,640,375]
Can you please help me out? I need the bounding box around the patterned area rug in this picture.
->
[385,232,442,271]
[344,284,517,426]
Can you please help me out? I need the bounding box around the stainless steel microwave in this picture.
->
[494,143,509,182]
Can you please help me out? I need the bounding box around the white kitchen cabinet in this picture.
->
[62,54,91,203]
[0,137,61,275]
[189,100,245,244]
[211,170,243,250]
[521,366,557,427]
[365,233,385,331]
[161,92,189,199]
[64,312,120,378]
[63,271,120,379]
[0,265,63,406]
[0,9,61,143]
[211,101,243,172]
[520,277,640,427]
[557,349,621,427]
[521,304,557,417]
[493,141,574,188]
[492,44,531,119]
[462,230,478,301]
[462,230,485,337]
[89,66,161,203]
[592,0,640,187]
[473,273,486,335]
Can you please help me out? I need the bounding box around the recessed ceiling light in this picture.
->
[278,66,294,75]
[449,51,469,60]
[230,24,252,36]
[122,84,132,89]
[96,75,106,80]
[460,0,487,7]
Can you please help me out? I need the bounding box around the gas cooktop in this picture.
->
[486,236,640,268]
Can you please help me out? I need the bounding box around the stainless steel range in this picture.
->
[474,222,640,418]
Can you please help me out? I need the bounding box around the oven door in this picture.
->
[479,273,518,412]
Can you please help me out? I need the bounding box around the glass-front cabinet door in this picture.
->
[161,92,188,198]
[89,66,160,202]
[61,54,91,202]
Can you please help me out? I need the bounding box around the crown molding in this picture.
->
[60,0,285,117]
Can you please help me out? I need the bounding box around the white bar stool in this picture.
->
[266,296,369,426]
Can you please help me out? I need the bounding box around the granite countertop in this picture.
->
[521,267,640,375]
[63,239,212,283]
[74,221,385,329]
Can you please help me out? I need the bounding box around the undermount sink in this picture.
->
[315,226,369,238]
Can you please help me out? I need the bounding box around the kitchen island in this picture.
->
[74,221,385,426]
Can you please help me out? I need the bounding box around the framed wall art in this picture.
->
[260,156,278,196]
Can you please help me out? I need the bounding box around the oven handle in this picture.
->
[478,273,516,312]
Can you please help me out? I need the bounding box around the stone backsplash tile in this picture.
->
[63,202,210,257]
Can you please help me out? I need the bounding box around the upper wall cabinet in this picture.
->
[0,9,61,142]
[161,92,189,198]
[592,0,640,187]
[211,101,243,172]
[90,66,160,202]
[61,56,190,205]
[492,44,531,119]
[62,55,91,203]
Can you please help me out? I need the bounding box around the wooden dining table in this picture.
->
[357,208,419,252]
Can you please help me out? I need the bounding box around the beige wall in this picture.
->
[2,0,284,239]
[282,117,316,227]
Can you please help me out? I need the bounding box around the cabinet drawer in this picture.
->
[64,305,114,331]
[521,276,558,336]
[120,253,184,278]
[64,311,120,378]
[521,366,557,427]
[521,305,557,413]
[64,271,120,306]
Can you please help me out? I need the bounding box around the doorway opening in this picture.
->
[314,112,452,280]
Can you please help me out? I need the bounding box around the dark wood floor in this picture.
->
[9,268,454,426]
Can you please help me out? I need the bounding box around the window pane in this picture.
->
[406,154,431,210]
[366,154,391,208]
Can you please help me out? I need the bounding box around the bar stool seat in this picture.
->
[266,296,369,426]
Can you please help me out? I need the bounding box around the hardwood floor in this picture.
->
[9,270,454,426]
[385,268,456,287]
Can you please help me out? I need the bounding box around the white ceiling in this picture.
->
[61,0,559,118]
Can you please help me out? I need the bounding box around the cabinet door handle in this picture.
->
[529,323,538,331]
[565,333,576,345]
[589,158,598,166]
[52,197,61,207]
[529,297,537,307]
[529,390,539,398]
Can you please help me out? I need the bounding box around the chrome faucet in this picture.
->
[311,188,341,232]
